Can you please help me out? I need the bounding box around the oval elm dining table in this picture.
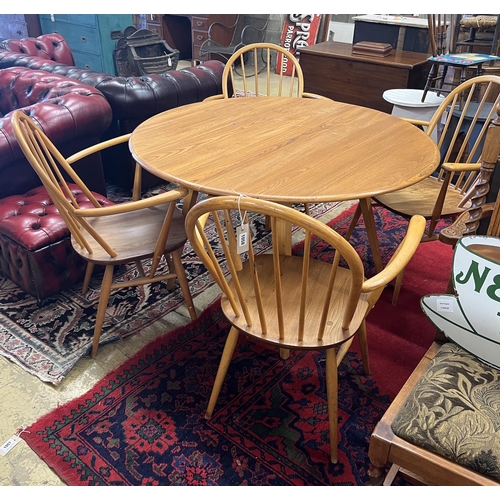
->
[129,96,440,268]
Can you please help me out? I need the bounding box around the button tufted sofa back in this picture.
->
[0,33,75,65]
[0,67,112,199]
[0,33,225,189]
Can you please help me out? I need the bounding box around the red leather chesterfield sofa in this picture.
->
[0,67,114,302]
[0,33,225,189]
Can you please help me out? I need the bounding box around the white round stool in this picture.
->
[383,89,445,142]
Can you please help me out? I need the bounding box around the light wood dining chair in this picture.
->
[348,75,500,304]
[185,195,426,463]
[204,42,324,101]
[12,110,197,358]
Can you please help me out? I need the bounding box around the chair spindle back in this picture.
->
[186,196,370,349]
[223,42,304,99]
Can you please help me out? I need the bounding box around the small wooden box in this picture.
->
[352,41,393,58]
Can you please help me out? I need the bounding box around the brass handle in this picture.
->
[197,34,203,40]
[196,21,202,27]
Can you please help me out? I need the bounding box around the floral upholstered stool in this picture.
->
[391,341,500,483]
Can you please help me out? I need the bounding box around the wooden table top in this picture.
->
[129,97,440,204]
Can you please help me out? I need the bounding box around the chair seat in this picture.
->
[221,254,371,349]
[73,202,187,265]
[391,342,500,483]
[375,177,469,218]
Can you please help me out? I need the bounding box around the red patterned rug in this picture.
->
[20,205,453,485]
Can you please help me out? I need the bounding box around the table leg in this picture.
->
[182,189,199,216]
[359,197,383,273]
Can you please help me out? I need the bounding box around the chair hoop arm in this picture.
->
[302,92,329,100]
[73,187,189,217]
[400,118,430,127]
[66,134,132,164]
[441,162,481,172]
[203,94,224,101]
[361,215,426,293]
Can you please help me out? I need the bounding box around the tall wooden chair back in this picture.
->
[12,110,197,357]
[185,195,426,463]
[221,42,305,98]
[428,14,459,56]
[422,14,495,101]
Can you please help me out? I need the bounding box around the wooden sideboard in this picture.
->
[136,14,237,64]
[299,41,431,113]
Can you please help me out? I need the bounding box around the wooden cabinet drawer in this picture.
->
[72,51,103,72]
[47,22,101,56]
[192,16,208,31]
[40,14,97,27]
[192,30,208,44]
[146,22,162,36]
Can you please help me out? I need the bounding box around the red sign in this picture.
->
[276,14,322,76]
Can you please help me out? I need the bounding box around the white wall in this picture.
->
[328,21,355,43]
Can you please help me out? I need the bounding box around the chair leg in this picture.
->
[392,268,405,305]
[206,326,240,419]
[91,264,114,358]
[134,259,146,278]
[170,249,197,321]
[82,262,94,294]
[383,463,402,486]
[345,202,362,241]
[164,253,176,289]
[325,347,339,464]
[357,320,370,375]
[421,63,437,102]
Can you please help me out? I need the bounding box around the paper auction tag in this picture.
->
[236,223,250,254]
[0,435,21,456]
